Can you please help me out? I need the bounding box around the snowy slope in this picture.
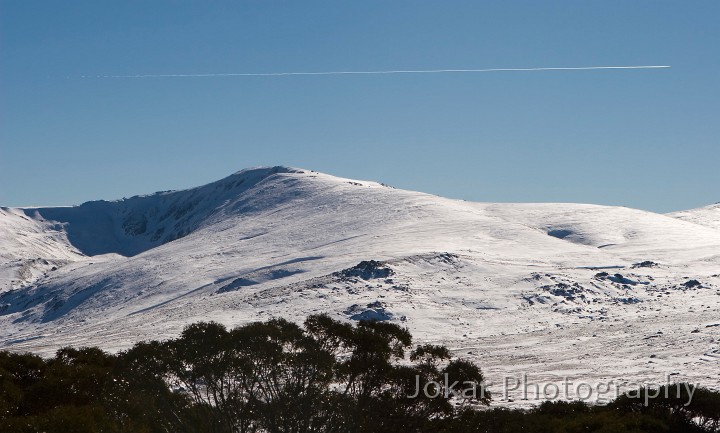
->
[0,207,84,292]
[668,203,720,231]
[1,167,719,405]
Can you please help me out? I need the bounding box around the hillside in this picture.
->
[668,203,720,231]
[1,166,719,405]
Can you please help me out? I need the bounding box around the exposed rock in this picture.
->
[338,261,394,280]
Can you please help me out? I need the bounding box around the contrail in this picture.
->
[90,65,670,79]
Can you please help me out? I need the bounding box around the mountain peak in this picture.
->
[229,165,304,177]
[16,167,315,258]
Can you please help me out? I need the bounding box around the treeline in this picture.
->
[0,315,718,433]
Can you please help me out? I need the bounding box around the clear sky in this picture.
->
[1,1,718,212]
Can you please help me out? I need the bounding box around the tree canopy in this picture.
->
[0,315,718,433]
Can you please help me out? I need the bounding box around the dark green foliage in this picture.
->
[441,403,674,433]
[611,385,720,432]
[0,344,194,433]
[1,316,719,433]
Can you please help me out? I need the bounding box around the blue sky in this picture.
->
[1,1,718,212]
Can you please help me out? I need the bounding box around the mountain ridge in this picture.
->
[2,167,719,405]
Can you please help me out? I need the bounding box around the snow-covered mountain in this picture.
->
[1,167,719,404]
